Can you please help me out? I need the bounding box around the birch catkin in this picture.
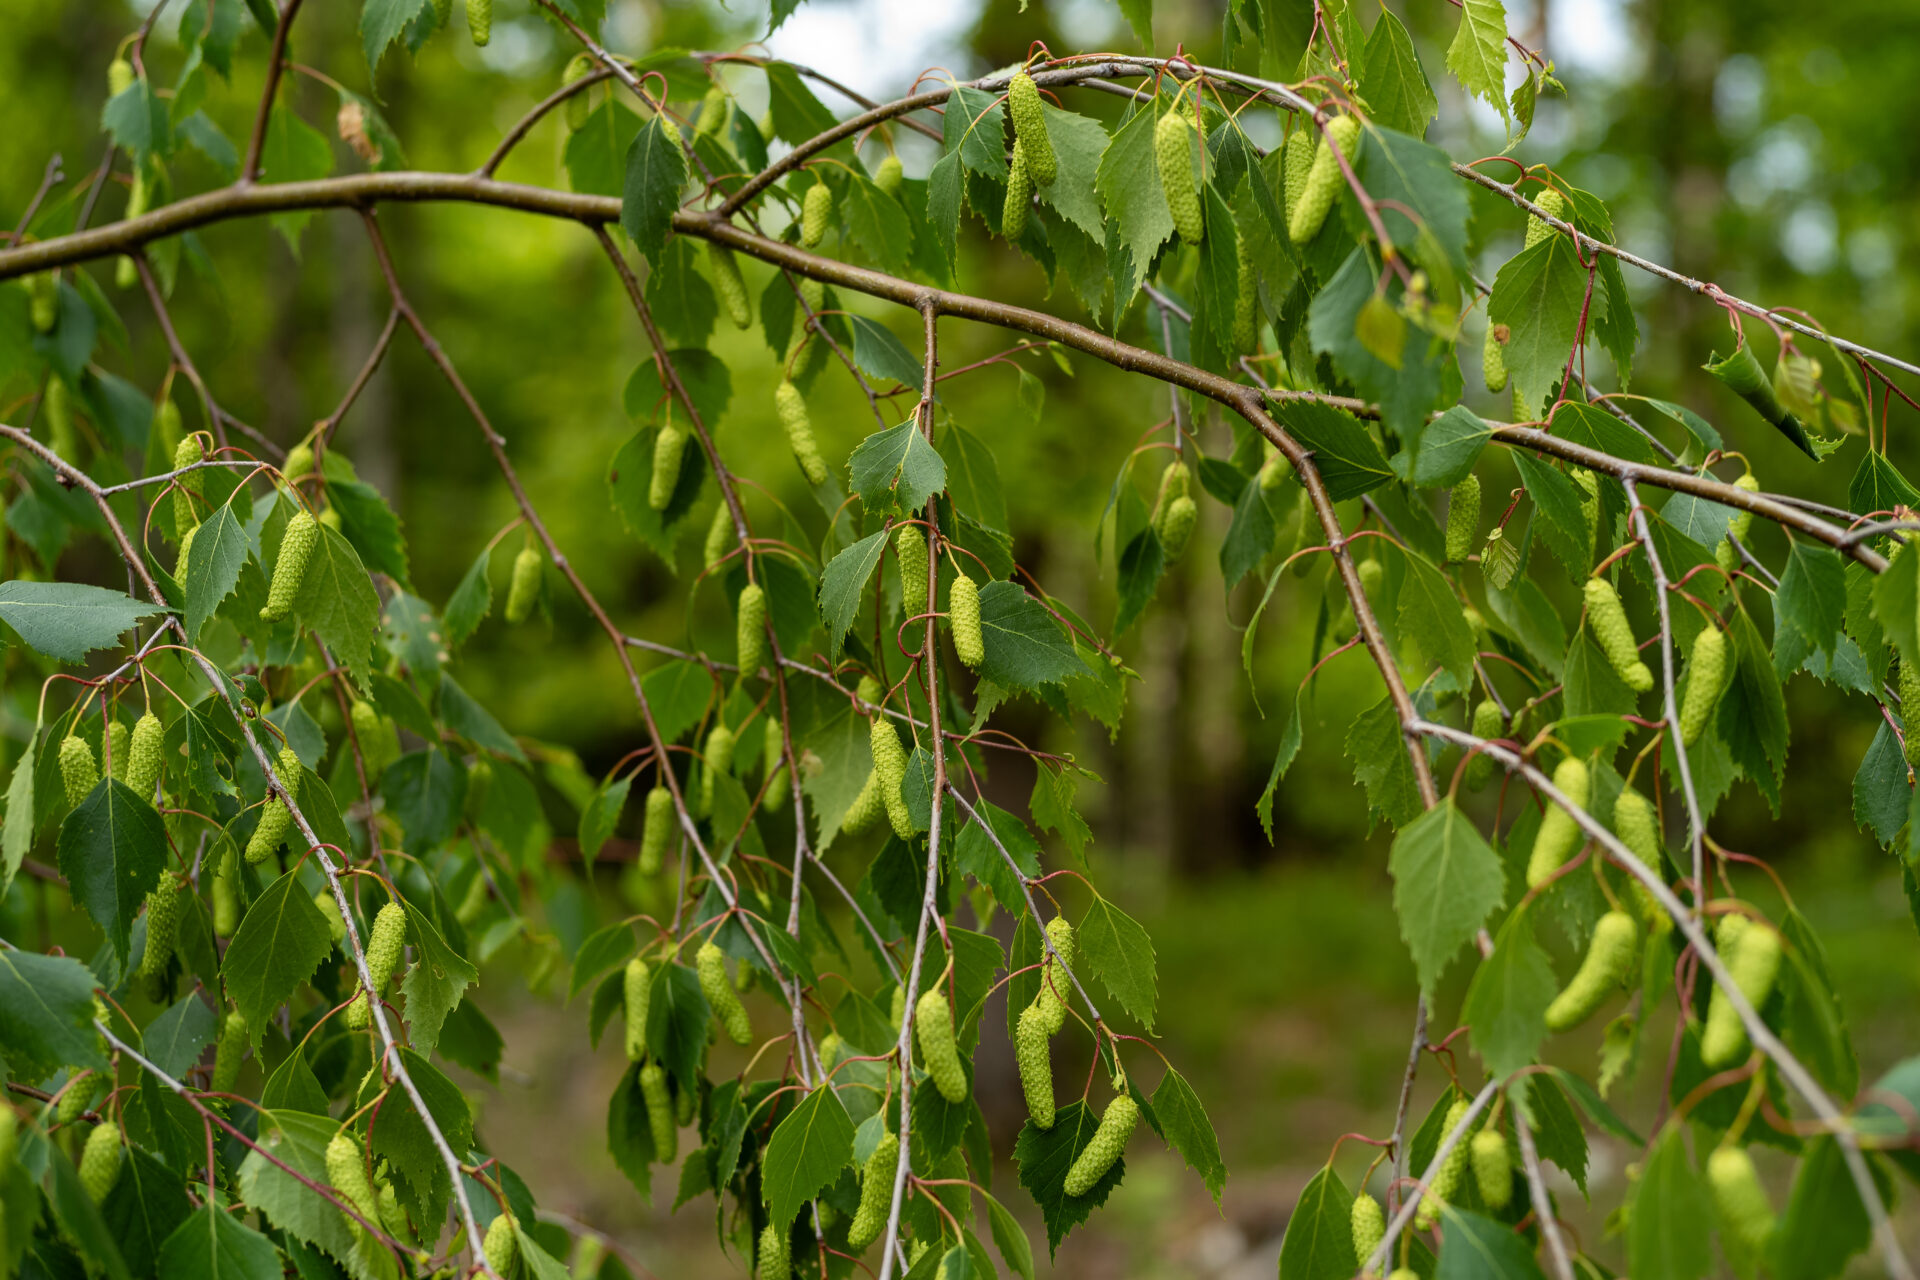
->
[1007,71,1055,186]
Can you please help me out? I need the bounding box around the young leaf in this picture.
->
[1389,800,1506,997]
[0,580,169,663]
[1078,895,1157,1030]
[761,1084,854,1230]
[56,779,168,965]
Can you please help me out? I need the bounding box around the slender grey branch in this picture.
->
[1513,1104,1575,1280]
[1365,1079,1500,1273]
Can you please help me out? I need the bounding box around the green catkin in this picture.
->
[116,167,149,288]
[1036,916,1077,1034]
[800,181,833,248]
[317,891,348,946]
[1471,1129,1512,1210]
[1904,663,1920,767]
[1063,1092,1139,1196]
[708,243,750,330]
[624,957,651,1061]
[1701,915,1782,1068]
[1007,71,1055,187]
[736,584,767,677]
[890,986,906,1029]
[1717,472,1762,571]
[895,523,929,612]
[1290,116,1360,245]
[282,441,314,480]
[699,724,734,815]
[650,425,687,511]
[347,902,408,1030]
[1155,109,1203,245]
[245,796,289,866]
[857,674,884,706]
[848,1132,899,1250]
[640,785,672,875]
[696,83,730,137]
[465,0,490,46]
[1282,129,1314,216]
[1015,1003,1055,1128]
[1415,1098,1473,1230]
[949,574,984,668]
[106,719,129,782]
[1571,467,1600,553]
[1611,788,1671,932]
[1153,461,1195,560]
[1707,1146,1776,1254]
[1464,699,1503,790]
[44,377,76,463]
[1388,1271,1418,1280]
[762,725,787,813]
[1525,756,1591,888]
[126,712,163,800]
[211,1009,246,1095]
[261,510,318,623]
[139,879,180,979]
[869,715,912,839]
[350,700,400,779]
[639,1062,676,1162]
[914,989,968,1103]
[1681,626,1728,747]
[1583,577,1654,693]
[1445,475,1481,563]
[454,872,487,926]
[505,545,541,624]
[840,768,884,835]
[756,1222,789,1280]
[1524,187,1567,249]
[109,57,135,97]
[483,1213,518,1274]
[171,432,204,531]
[78,1123,122,1204]
[1546,910,1638,1031]
[675,1080,696,1126]
[211,842,238,937]
[1232,239,1257,353]
[697,942,752,1045]
[1350,1192,1385,1268]
[378,1182,410,1241]
[773,380,827,486]
[1483,324,1510,392]
[705,500,735,567]
[60,733,98,809]
[1512,384,1530,422]
[58,1072,99,1126]
[1001,141,1032,240]
[874,154,904,196]
[28,271,59,332]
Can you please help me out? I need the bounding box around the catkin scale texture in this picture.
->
[1464,699,1502,790]
[649,425,687,511]
[212,1009,246,1095]
[708,243,751,329]
[1350,1192,1385,1265]
[773,380,827,485]
[736,583,767,676]
[1707,1146,1776,1253]
[1063,1093,1138,1196]
[1036,916,1076,1034]
[1015,1003,1055,1128]
[870,715,912,838]
[1002,142,1032,240]
[1524,187,1566,249]
[261,510,318,623]
[1546,910,1638,1031]
[126,712,164,800]
[950,574,984,668]
[1289,116,1359,244]
[1445,475,1481,563]
[483,1213,518,1274]
[874,154,903,195]
[1701,916,1782,1068]
[1155,110,1204,244]
[847,1131,900,1250]
[1470,1129,1512,1209]
[895,524,929,613]
[1525,756,1590,887]
[465,0,491,45]
[1583,577,1654,693]
[325,1131,379,1222]
[59,734,97,809]
[172,435,204,535]
[79,1122,123,1204]
[1680,626,1728,746]
[699,724,734,815]
[697,942,752,1045]
[139,879,180,979]
[506,546,541,624]
[1483,326,1509,392]
[1007,72,1055,186]
[756,1222,789,1280]
[1414,1098,1472,1229]
[639,785,672,875]
[800,181,832,248]
[624,957,651,1061]
[640,1062,676,1162]
[915,988,968,1102]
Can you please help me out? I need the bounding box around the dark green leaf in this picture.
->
[0,581,168,663]
[1078,895,1156,1030]
[1462,906,1554,1078]
[57,779,168,965]
[621,114,688,261]
[221,870,331,1047]
[1276,1164,1355,1280]
[1389,800,1506,996]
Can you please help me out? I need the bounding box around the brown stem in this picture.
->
[241,0,304,185]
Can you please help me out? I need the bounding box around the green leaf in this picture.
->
[1850,721,1905,849]
[183,500,250,642]
[975,581,1088,691]
[359,0,429,72]
[1013,1102,1125,1257]
[1524,1074,1589,1193]
[291,524,381,687]
[620,113,688,262]
[1410,405,1493,488]
[1345,695,1422,828]
[1095,106,1173,301]
[1356,127,1470,285]
[564,100,642,198]
[761,1083,854,1229]
[846,315,923,389]
[1629,1125,1714,1280]
[1078,895,1157,1030]
[848,420,946,515]
[158,1204,283,1280]
[953,800,1040,917]
[1435,1208,1545,1278]
[144,993,219,1079]
[438,674,525,763]
[840,177,915,276]
[258,106,333,252]
[764,62,838,145]
[818,529,888,659]
[578,774,631,868]
[925,151,963,276]
[1511,450,1591,581]
[0,580,168,663]
[982,1190,1036,1280]
[1037,106,1110,243]
[102,77,172,164]
[1275,1164,1355,1280]
[1389,800,1506,997]
[1462,906,1554,1078]
[380,749,467,850]
[1150,1067,1225,1204]
[1775,540,1848,677]
[396,895,477,1058]
[1487,235,1589,419]
[1775,1135,1890,1280]
[57,779,168,965]
[1445,0,1510,122]
[1849,450,1920,520]
[365,1048,472,1230]
[1872,542,1920,671]
[238,1110,397,1280]
[1307,251,1447,438]
[1778,910,1858,1099]
[441,543,492,649]
[1360,11,1438,136]
[1719,606,1790,812]
[0,948,110,1079]
[1703,340,1820,459]
[101,1148,193,1280]
[221,869,332,1047]
[2,730,36,900]
[1396,548,1477,684]
[1272,399,1392,502]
